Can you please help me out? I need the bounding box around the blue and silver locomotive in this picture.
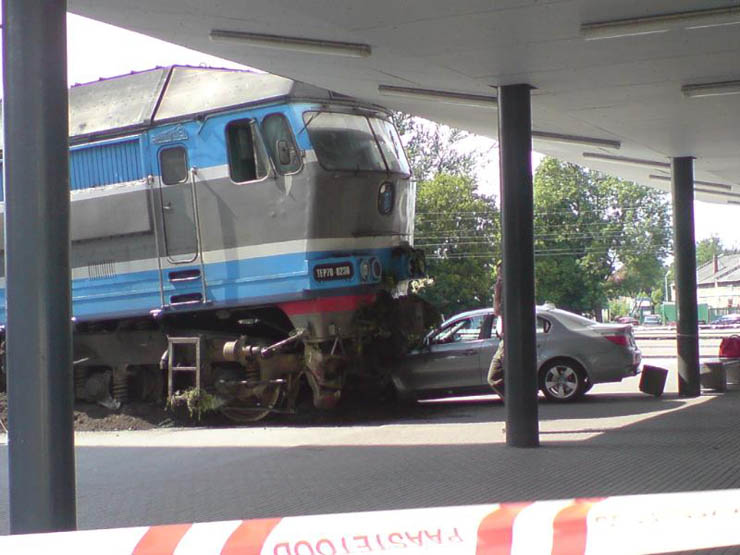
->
[0,66,429,420]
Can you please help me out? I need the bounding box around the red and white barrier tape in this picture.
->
[2,489,740,554]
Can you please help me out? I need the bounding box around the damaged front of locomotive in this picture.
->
[276,106,436,409]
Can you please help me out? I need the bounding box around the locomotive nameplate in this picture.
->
[313,262,354,282]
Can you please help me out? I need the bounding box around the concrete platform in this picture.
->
[2,358,740,535]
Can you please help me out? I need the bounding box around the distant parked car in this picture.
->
[710,314,740,328]
[642,315,662,326]
[392,305,641,403]
[615,316,639,326]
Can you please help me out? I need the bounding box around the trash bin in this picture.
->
[639,365,668,396]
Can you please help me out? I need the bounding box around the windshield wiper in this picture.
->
[298,112,320,137]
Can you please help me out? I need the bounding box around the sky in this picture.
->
[55,14,740,250]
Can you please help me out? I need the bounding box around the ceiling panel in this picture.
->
[68,0,740,204]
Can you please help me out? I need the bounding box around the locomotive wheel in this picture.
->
[219,383,283,423]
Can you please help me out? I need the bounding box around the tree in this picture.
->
[391,112,497,315]
[414,174,500,317]
[533,157,672,316]
[608,298,631,318]
[392,112,486,182]
[696,235,724,267]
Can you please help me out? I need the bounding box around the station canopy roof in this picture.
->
[65,1,740,204]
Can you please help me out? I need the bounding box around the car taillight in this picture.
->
[604,334,629,346]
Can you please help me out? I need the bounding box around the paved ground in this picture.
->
[2,357,740,536]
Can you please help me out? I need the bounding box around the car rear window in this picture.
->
[548,309,597,328]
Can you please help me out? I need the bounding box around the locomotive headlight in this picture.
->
[370,257,382,281]
[359,259,370,281]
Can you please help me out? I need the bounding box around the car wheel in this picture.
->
[539,359,587,402]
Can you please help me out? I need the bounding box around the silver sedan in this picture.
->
[392,305,641,402]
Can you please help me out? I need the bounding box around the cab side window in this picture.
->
[160,146,188,185]
[432,315,484,344]
[262,113,301,174]
[226,119,270,183]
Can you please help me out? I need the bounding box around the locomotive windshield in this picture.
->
[303,112,410,176]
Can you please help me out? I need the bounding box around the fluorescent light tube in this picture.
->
[582,5,740,40]
[377,85,498,109]
[582,152,670,169]
[582,21,670,40]
[210,30,371,58]
[649,174,733,190]
[532,131,620,150]
[695,188,740,199]
[682,80,740,98]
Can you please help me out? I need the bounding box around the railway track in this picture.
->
[633,326,739,358]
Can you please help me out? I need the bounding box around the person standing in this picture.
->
[487,261,505,397]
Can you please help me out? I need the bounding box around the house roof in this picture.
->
[697,253,740,286]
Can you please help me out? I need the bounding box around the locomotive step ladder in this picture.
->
[167,336,203,396]
[166,267,209,307]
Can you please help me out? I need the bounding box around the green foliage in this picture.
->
[534,157,672,315]
[414,174,500,316]
[608,298,631,318]
[352,293,442,358]
[651,287,664,306]
[391,112,485,182]
[167,387,225,420]
[696,235,724,267]
[390,111,496,316]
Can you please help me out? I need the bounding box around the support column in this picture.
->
[498,84,539,447]
[671,157,701,397]
[4,0,77,533]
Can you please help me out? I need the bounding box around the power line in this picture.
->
[424,246,672,258]
[417,235,669,246]
[416,220,667,231]
[416,205,669,217]
[421,243,671,252]
[417,231,655,241]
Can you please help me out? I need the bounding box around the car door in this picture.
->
[478,314,551,382]
[406,314,487,394]
[478,314,499,385]
[535,315,552,368]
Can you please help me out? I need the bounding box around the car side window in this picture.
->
[537,317,551,334]
[432,315,484,344]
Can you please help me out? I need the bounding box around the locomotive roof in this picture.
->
[0,65,348,149]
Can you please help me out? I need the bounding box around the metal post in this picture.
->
[498,84,539,447]
[671,156,701,397]
[3,0,77,533]
[664,269,671,303]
